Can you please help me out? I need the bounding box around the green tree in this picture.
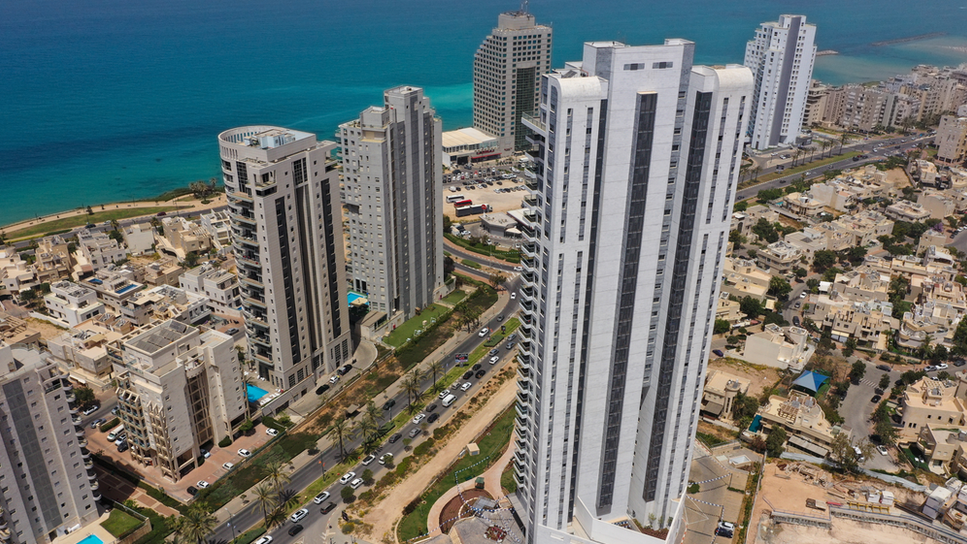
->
[442,215,452,234]
[846,246,867,265]
[848,361,866,384]
[872,401,898,446]
[765,427,787,458]
[362,469,374,485]
[768,275,792,300]
[729,229,746,246]
[713,319,731,335]
[341,485,356,504]
[325,417,352,459]
[793,267,808,279]
[402,370,424,412]
[806,278,820,293]
[488,272,507,289]
[73,385,96,407]
[756,188,783,203]
[751,218,780,244]
[266,461,290,493]
[174,503,218,544]
[878,374,891,390]
[733,200,749,212]
[843,336,857,358]
[739,296,763,318]
[426,360,445,392]
[731,393,760,421]
[812,249,837,272]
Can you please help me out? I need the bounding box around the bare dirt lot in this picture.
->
[707,357,783,398]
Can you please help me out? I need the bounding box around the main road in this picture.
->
[209,277,522,543]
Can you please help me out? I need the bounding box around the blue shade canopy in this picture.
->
[792,370,829,393]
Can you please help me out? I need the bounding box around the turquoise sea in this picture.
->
[2,0,967,225]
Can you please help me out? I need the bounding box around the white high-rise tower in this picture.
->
[744,14,817,150]
[516,39,752,544]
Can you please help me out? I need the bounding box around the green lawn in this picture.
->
[383,304,451,347]
[102,509,143,538]
[397,407,516,541]
[444,233,521,263]
[442,290,467,304]
[461,259,482,270]
[6,206,179,240]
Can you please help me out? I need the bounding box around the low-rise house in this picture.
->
[918,189,956,219]
[158,216,211,259]
[756,240,804,274]
[200,211,232,252]
[141,257,184,287]
[831,209,894,246]
[46,317,128,380]
[808,291,897,345]
[0,248,34,293]
[721,257,772,301]
[884,200,931,222]
[924,245,957,268]
[899,376,966,442]
[180,264,242,316]
[0,314,41,349]
[784,230,826,264]
[122,222,156,255]
[742,324,809,370]
[809,223,854,251]
[832,266,891,302]
[783,192,825,219]
[914,159,942,187]
[731,205,779,241]
[44,280,105,327]
[716,292,744,324]
[758,391,849,458]
[701,369,751,419]
[807,182,855,212]
[917,425,967,472]
[73,230,128,279]
[34,235,73,285]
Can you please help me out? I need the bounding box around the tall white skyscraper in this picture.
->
[516,40,752,544]
[339,86,445,319]
[219,127,353,394]
[744,14,816,150]
[473,8,552,155]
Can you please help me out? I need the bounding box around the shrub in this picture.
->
[218,436,232,448]
[341,485,356,503]
[413,438,435,456]
[688,483,700,494]
[100,417,120,432]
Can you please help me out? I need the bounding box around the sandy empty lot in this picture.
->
[707,358,782,398]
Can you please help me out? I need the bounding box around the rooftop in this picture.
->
[126,320,191,355]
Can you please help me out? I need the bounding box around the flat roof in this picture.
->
[442,127,498,149]
[126,320,191,354]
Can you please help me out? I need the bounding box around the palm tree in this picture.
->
[355,415,378,446]
[253,483,276,526]
[325,416,352,459]
[426,360,445,392]
[752,166,762,181]
[822,139,832,159]
[266,460,290,493]
[838,132,852,155]
[364,401,383,427]
[175,504,218,544]
[276,488,300,512]
[402,371,423,412]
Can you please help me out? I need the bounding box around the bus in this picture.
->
[452,199,472,207]
[446,194,465,203]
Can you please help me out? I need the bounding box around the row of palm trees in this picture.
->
[251,461,300,531]
[740,132,855,182]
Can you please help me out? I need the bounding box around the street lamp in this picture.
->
[227,510,237,542]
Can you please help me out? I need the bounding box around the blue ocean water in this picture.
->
[2,0,966,225]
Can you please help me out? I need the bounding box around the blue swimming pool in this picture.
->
[77,535,104,544]
[247,384,269,403]
[347,291,368,305]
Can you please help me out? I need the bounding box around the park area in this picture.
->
[383,304,452,347]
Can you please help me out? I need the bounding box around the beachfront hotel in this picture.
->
[339,86,446,322]
[472,7,552,155]
[0,345,101,543]
[744,14,817,150]
[218,127,353,394]
[515,40,752,543]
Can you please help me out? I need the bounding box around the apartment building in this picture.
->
[219,126,352,392]
[180,264,241,315]
[0,250,33,294]
[141,257,184,287]
[884,200,931,222]
[0,316,41,350]
[936,115,967,165]
[744,14,817,149]
[918,190,956,220]
[756,240,804,273]
[34,236,73,286]
[74,230,127,279]
[721,257,771,302]
[158,216,211,260]
[0,345,101,543]
[46,319,127,381]
[809,293,897,344]
[200,211,233,251]
[44,281,105,327]
[110,320,247,482]
[784,230,827,263]
[742,324,809,370]
[899,376,966,442]
[783,192,824,219]
[516,39,752,542]
[121,223,155,255]
[339,86,445,320]
[830,209,894,246]
[472,8,552,154]
[831,266,891,302]
[715,292,744,324]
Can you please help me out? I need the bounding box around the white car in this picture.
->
[196,480,209,489]
[329,375,340,384]
[513,266,523,272]
[478,328,489,337]
[266,428,279,436]
[82,405,99,416]
[379,453,393,465]
[254,536,273,544]
[413,413,426,425]
[350,478,364,489]
[223,462,234,470]
[439,390,451,400]
[937,363,949,370]
[361,454,376,466]
[489,355,500,365]
[290,508,308,523]
[312,491,331,505]
[460,382,472,392]
[510,293,517,300]
[238,448,252,458]
[339,471,356,485]
[799,292,806,298]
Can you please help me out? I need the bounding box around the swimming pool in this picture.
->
[347,291,368,305]
[247,384,269,403]
[77,535,104,544]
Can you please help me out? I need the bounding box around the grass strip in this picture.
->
[6,207,179,240]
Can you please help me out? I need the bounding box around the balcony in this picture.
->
[521,112,546,134]
[523,210,540,227]
[78,438,88,448]
[71,416,82,425]
[519,298,535,313]
[525,177,539,191]
[75,429,85,438]
[236,254,261,269]
[81,448,91,459]
[523,194,538,209]
[516,389,530,406]
[240,275,263,289]
[229,211,257,226]
[515,402,529,421]
[89,480,99,491]
[521,242,537,258]
[87,470,97,481]
[84,459,93,469]
[244,296,266,309]
[69,406,78,415]
[92,491,101,501]
[251,335,271,348]
[66,393,76,404]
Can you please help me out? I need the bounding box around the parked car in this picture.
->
[870,395,881,403]
[463,370,474,380]
[712,349,724,357]
[223,462,234,470]
[339,472,356,485]
[426,403,438,413]
[876,364,891,372]
[316,384,330,395]
[91,418,106,429]
[238,448,252,458]
[388,433,402,444]
[379,453,393,465]
[475,369,487,379]
[329,375,340,384]
[937,363,949,370]
[187,486,198,496]
[266,428,279,436]
[82,405,99,416]
[472,363,482,371]
[876,445,889,456]
[197,480,210,489]
[288,525,304,536]
[461,382,473,392]
[925,365,938,372]
[117,441,129,452]
[427,413,440,424]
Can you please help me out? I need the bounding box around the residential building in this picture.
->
[111,320,247,482]
[158,216,211,260]
[516,39,752,542]
[758,391,848,457]
[339,86,445,320]
[809,223,853,251]
[700,370,751,419]
[742,324,809,370]
[73,230,127,279]
[0,249,33,293]
[730,204,778,240]
[200,211,233,251]
[936,115,967,165]
[756,240,804,273]
[917,425,967,471]
[0,345,101,543]
[831,266,891,302]
[122,222,155,255]
[44,281,105,327]
[809,292,897,344]
[34,236,72,286]
[899,376,966,442]
[472,8,552,155]
[0,315,41,350]
[721,257,771,302]
[218,126,352,392]
[141,257,184,287]
[784,230,827,263]
[914,160,941,188]
[884,200,931,222]
[802,80,830,128]
[744,15,817,149]
[783,192,824,218]
[830,209,894,246]
[47,318,128,380]
[180,264,241,315]
[441,127,500,166]
[715,292,744,324]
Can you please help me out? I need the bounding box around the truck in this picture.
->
[455,204,490,217]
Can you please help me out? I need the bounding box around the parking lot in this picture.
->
[444,166,531,218]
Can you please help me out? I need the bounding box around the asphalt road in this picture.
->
[209,278,521,543]
[446,242,519,275]
[735,133,934,202]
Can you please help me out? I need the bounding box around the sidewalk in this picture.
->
[213,286,512,528]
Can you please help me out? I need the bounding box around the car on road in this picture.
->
[426,403,438,413]
[793,316,801,327]
[955,359,967,367]
[439,390,451,400]
[339,472,356,485]
[388,433,402,444]
[316,384,330,395]
[478,328,490,337]
[408,427,421,438]
[313,491,331,504]
[463,370,474,380]
[876,445,889,456]
[290,508,309,523]
[937,363,949,370]
[362,454,376,466]
[350,478,364,489]
[82,405,99,416]
[510,293,516,299]
[794,302,801,309]
[379,453,393,465]
[925,365,938,372]
[197,480,210,489]
[413,413,426,425]
[428,413,440,424]
[799,292,806,299]
[497,315,504,322]
[320,501,337,515]
[461,382,473,392]
[266,428,279,436]
[472,363,482,371]
[338,364,353,375]
[514,266,523,272]
[475,369,486,379]
[488,348,499,357]
[489,355,500,365]
[223,462,234,470]
[712,349,724,357]
[876,364,891,372]
[871,395,881,403]
[238,448,252,458]
[91,418,107,429]
[288,525,304,536]
[383,399,396,410]
[254,536,273,544]
[507,333,517,342]
[506,342,515,350]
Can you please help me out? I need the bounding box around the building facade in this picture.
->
[0,345,101,543]
[339,86,444,319]
[472,9,552,155]
[110,320,248,482]
[744,15,816,149]
[516,39,752,543]
[218,126,352,391]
